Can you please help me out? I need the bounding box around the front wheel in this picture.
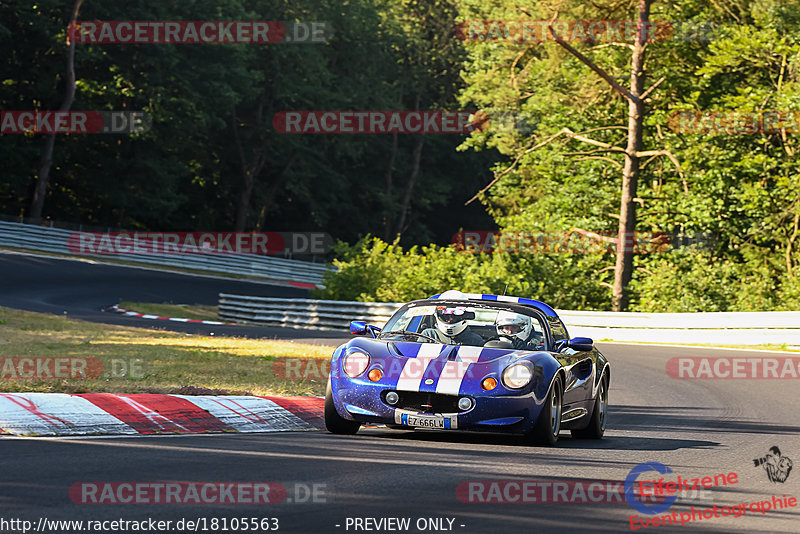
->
[324,383,360,435]
[527,374,563,447]
[571,375,607,439]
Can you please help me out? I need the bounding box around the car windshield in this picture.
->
[380,301,547,350]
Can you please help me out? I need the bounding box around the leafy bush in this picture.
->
[315,236,611,309]
[318,237,800,312]
[631,251,799,312]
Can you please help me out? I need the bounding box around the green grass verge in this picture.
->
[0,306,333,396]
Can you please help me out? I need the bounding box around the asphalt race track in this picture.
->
[1,251,798,532]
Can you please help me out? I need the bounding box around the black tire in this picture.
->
[527,374,563,446]
[324,383,360,435]
[571,374,608,439]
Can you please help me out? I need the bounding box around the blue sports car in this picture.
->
[325,290,610,445]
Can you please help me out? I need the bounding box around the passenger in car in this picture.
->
[494,311,540,350]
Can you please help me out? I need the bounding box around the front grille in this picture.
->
[384,391,464,413]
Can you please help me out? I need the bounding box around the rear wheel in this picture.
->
[324,384,360,435]
[527,374,563,446]
[571,375,607,439]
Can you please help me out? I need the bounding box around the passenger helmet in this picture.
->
[495,311,532,343]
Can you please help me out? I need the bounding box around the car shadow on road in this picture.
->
[611,404,800,435]
[362,428,719,452]
[356,399,793,452]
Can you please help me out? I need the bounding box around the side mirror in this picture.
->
[350,321,382,338]
[567,337,594,352]
[350,321,367,335]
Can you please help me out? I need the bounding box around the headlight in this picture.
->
[343,349,370,377]
[502,363,533,389]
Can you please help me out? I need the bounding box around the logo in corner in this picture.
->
[753,446,793,483]
[624,462,677,515]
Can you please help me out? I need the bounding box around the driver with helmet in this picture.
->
[494,310,538,350]
[422,306,483,346]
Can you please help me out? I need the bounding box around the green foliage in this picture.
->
[319,0,800,312]
[316,236,611,309]
[5,0,800,312]
[317,237,504,303]
[0,0,494,244]
[453,0,800,311]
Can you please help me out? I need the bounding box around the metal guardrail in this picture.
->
[218,294,400,329]
[218,294,800,346]
[0,220,330,287]
[558,310,800,346]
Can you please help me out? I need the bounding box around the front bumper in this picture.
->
[331,379,547,434]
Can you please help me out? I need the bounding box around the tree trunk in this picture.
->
[29,0,84,223]
[392,134,425,238]
[382,132,398,241]
[611,0,651,311]
[231,104,269,232]
[787,211,799,277]
[255,153,297,231]
[234,169,256,231]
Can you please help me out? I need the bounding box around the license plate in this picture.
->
[400,413,451,429]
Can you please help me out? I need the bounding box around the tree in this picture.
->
[464,1,684,310]
[29,0,84,222]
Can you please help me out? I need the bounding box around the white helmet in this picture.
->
[439,289,468,300]
[435,306,473,337]
[496,311,532,343]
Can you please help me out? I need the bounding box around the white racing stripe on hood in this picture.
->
[436,345,483,395]
[395,344,443,392]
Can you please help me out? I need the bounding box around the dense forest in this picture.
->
[0,0,496,244]
[2,0,799,312]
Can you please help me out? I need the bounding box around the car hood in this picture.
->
[335,338,554,395]
[388,340,539,363]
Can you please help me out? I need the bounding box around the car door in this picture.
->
[549,317,594,406]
